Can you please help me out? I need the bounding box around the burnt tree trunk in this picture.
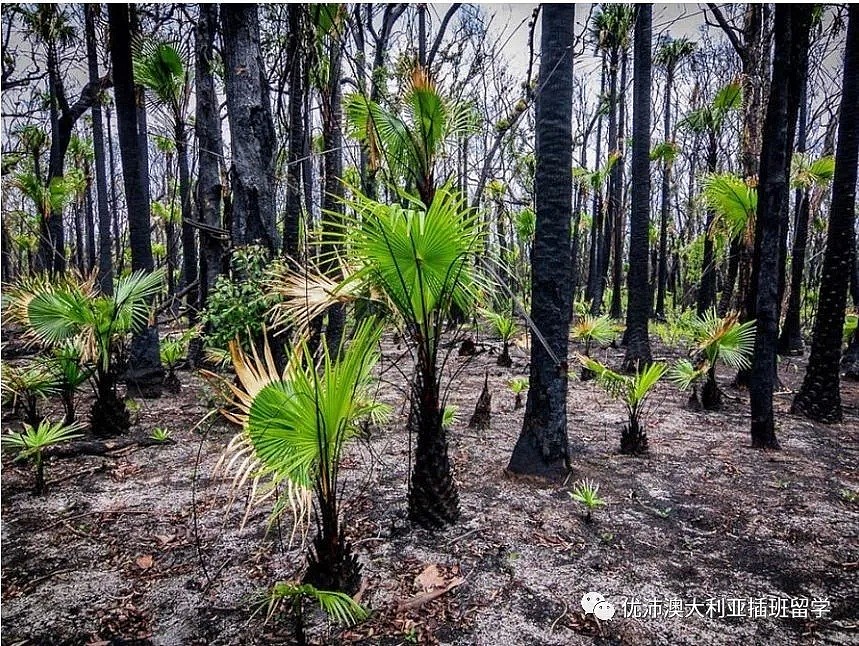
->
[507,3,575,480]
[221,3,278,253]
[749,5,812,447]
[792,5,859,422]
[622,6,654,371]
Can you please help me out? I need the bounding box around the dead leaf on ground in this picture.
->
[415,564,446,591]
[135,554,154,570]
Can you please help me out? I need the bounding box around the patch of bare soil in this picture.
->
[2,333,858,645]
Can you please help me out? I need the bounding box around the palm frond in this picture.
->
[668,359,708,391]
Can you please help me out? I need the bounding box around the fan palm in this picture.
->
[270,184,485,528]
[579,355,667,455]
[133,37,197,315]
[571,304,618,380]
[481,307,518,367]
[265,581,368,646]
[345,66,476,206]
[668,309,756,409]
[701,173,757,245]
[0,361,58,427]
[2,419,83,494]
[215,319,384,594]
[8,270,164,435]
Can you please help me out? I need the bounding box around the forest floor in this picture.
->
[2,331,858,645]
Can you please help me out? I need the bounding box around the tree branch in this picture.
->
[426,3,461,70]
[706,4,746,62]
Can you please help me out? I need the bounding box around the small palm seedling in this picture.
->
[579,355,667,455]
[442,405,458,430]
[263,581,368,646]
[668,309,756,409]
[508,377,528,410]
[569,478,607,523]
[2,420,83,494]
[48,340,92,425]
[149,427,172,443]
[571,308,617,380]
[481,307,519,367]
[214,319,386,594]
[1,362,58,427]
[160,328,197,393]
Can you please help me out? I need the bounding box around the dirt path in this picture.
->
[2,336,857,645]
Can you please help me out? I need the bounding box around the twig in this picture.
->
[444,526,482,547]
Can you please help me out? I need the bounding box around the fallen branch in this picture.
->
[397,577,465,611]
[44,435,170,459]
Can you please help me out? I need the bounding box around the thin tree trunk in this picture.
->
[609,51,628,321]
[697,134,719,315]
[655,67,674,320]
[196,2,225,312]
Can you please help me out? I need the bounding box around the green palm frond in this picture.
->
[701,173,757,242]
[132,37,188,116]
[689,309,756,370]
[791,153,835,189]
[338,184,484,329]
[220,319,383,523]
[1,362,58,403]
[654,36,697,68]
[631,362,669,407]
[267,582,368,626]
[668,359,708,391]
[3,419,83,460]
[578,354,666,409]
[481,308,518,342]
[572,314,617,348]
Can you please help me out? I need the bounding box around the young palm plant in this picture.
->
[8,270,164,435]
[481,306,519,367]
[1,362,58,427]
[2,419,83,494]
[264,581,368,646]
[569,478,607,523]
[571,304,618,380]
[669,309,756,410]
[270,185,484,529]
[215,320,385,594]
[508,377,528,410]
[578,355,667,455]
[48,340,92,425]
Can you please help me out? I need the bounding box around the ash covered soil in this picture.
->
[2,332,858,645]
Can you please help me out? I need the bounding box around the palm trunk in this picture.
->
[750,5,812,447]
[409,365,460,527]
[777,189,811,355]
[176,119,198,322]
[109,3,164,398]
[508,3,575,480]
[655,67,674,320]
[622,6,653,371]
[697,134,719,315]
[609,51,628,320]
[86,4,113,295]
[792,5,858,422]
[321,31,345,354]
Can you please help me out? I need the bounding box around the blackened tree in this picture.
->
[621,5,653,371]
[749,5,813,447]
[221,3,278,253]
[792,5,859,422]
[507,3,575,480]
